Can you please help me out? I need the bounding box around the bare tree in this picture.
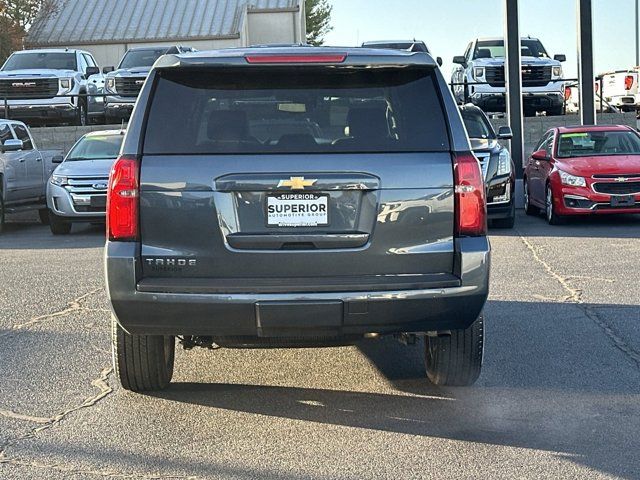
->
[0,0,59,62]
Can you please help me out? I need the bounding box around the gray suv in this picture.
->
[105,46,491,392]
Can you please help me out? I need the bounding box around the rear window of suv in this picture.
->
[143,67,450,155]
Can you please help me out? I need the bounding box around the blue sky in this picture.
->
[324,0,635,80]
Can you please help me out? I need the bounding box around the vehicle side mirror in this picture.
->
[51,155,64,164]
[103,66,115,74]
[532,149,550,161]
[453,55,467,67]
[497,126,513,140]
[436,56,443,67]
[554,54,566,62]
[85,66,100,77]
[1,139,23,153]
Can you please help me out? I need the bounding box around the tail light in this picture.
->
[454,153,487,237]
[564,86,572,100]
[107,155,139,241]
[625,75,634,91]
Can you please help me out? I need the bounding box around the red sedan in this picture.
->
[524,125,640,224]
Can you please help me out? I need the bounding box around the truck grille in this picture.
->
[0,78,59,99]
[485,66,552,88]
[593,181,640,195]
[114,77,144,97]
[474,152,490,179]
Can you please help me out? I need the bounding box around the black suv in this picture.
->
[460,104,516,228]
[105,47,491,392]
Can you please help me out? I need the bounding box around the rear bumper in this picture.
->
[106,237,491,339]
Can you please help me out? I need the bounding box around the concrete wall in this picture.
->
[31,124,122,159]
[489,112,638,167]
[30,112,638,160]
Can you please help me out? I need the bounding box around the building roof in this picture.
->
[26,0,300,47]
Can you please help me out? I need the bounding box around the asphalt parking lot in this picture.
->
[0,211,639,480]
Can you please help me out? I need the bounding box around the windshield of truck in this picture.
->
[144,67,450,155]
[66,135,124,161]
[473,39,549,59]
[118,49,168,69]
[364,42,429,53]
[557,131,640,158]
[2,52,77,71]
[461,109,496,139]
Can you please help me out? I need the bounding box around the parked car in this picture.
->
[0,49,103,126]
[460,104,516,228]
[361,40,443,66]
[598,69,640,113]
[106,46,490,392]
[524,125,640,224]
[103,46,196,124]
[451,37,566,116]
[0,119,50,232]
[47,130,125,234]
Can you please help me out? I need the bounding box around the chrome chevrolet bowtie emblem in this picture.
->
[277,177,317,190]
[614,177,628,182]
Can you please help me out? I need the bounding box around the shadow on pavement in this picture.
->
[150,299,640,479]
[0,221,104,250]
[491,211,640,238]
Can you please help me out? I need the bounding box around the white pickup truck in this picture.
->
[451,37,566,116]
[598,69,640,112]
[0,119,53,232]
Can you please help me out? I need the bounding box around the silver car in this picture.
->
[46,130,124,234]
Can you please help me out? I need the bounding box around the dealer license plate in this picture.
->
[266,193,329,227]
[611,195,635,207]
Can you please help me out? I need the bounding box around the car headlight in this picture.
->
[497,150,511,176]
[559,170,586,187]
[106,77,115,92]
[50,174,67,186]
[473,66,485,80]
[552,66,563,78]
[59,78,73,92]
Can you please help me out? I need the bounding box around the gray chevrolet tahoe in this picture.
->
[105,46,491,392]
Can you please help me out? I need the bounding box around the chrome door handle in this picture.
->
[18,158,26,163]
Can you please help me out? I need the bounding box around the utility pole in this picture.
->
[634,0,640,67]
[577,0,596,125]
[504,0,524,178]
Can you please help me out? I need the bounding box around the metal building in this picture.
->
[25,0,306,67]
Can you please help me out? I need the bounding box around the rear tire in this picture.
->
[425,314,484,386]
[111,316,175,392]
[48,211,72,235]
